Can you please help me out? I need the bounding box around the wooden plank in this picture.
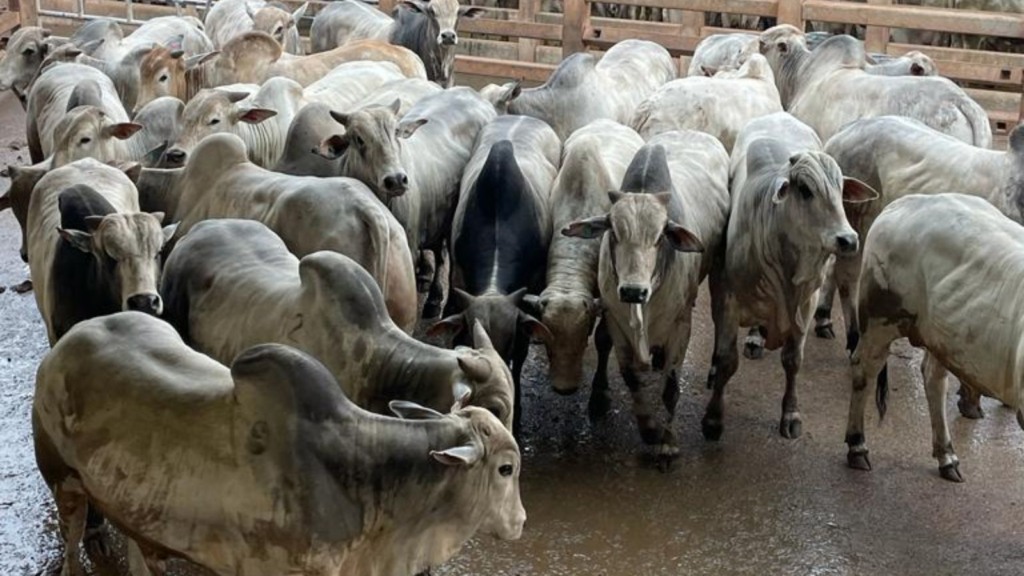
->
[777,0,803,29]
[454,54,554,82]
[19,0,38,27]
[865,0,890,54]
[888,42,1024,68]
[562,0,587,57]
[518,0,540,63]
[36,0,199,22]
[933,59,1022,89]
[680,10,703,38]
[803,0,1024,39]
[606,0,777,17]
[0,10,21,35]
[586,25,700,54]
[459,18,562,41]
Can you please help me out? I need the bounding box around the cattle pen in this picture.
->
[4,0,1024,136]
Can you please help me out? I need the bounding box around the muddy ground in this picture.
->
[1,88,1023,575]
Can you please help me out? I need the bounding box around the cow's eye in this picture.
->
[800,185,813,200]
[159,74,169,82]
[353,135,365,149]
[274,26,284,36]
[208,118,220,126]
[21,46,34,56]
[499,464,513,477]
[79,137,92,145]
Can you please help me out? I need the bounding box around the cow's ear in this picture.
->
[164,34,184,52]
[771,177,789,203]
[328,110,350,126]
[237,107,277,124]
[150,211,166,225]
[397,118,427,139]
[457,353,492,383]
[608,191,628,204]
[469,319,494,352]
[663,221,704,253]
[652,191,672,206]
[119,162,143,183]
[162,223,178,244]
[79,38,104,56]
[389,399,444,420]
[459,6,486,18]
[401,0,429,13]
[104,122,143,140]
[841,177,879,204]
[185,51,219,70]
[427,313,466,339]
[225,90,251,104]
[561,215,609,239]
[387,98,402,115]
[451,381,473,410]
[293,2,310,22]
[431,444,482,466]
[57,227,93,252]
[315,134,348,160]
[519,312,553,344]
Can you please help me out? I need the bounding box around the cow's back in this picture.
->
[27,64,126,158]
[596,39,676,122]
[310,0,392,52]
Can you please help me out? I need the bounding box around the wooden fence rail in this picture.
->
[9,0,1024,131]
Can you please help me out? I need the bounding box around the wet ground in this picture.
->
[1,87,1023,575]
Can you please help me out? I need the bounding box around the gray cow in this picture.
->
[562,130,729,464]
[702,112,877,442]
[34,311,525,576]
[162,218,516,429]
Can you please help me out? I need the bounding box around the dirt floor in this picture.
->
[1,87,1024,576]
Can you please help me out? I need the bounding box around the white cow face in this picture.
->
[247,1,308,52]
[402,0,484,46]
[58,211,173,315]
[163,89,275,167]
[0,27,53,92]
[527,292,601,394]
[770,151,878,256]
[51,106,143,168]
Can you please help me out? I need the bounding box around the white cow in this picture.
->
[702,112,877,442]
[632,53,782,152]
[686,32,757,76]
[205,0,309,54]
[562,130,729,463]
[847,193,1024,482]
[34,311,525,576]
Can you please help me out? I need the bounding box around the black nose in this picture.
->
[127,293,162,315]
[164,147,186,166]
[383,173,409,196]
[440,31,456,45]
[836,233,859,255]
[618,285,649,304]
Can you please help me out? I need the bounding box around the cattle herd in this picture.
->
[0,0,1022,574]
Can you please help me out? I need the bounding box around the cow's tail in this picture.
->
[957,97,992,149]
[875,364,889,422]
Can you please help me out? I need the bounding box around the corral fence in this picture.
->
[5,0,1024,134]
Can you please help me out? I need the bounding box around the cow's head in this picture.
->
[51,106,143,168]
[389,401,525,541]
[450,320,516,430]
[479,80,521,114]
[0,27,54,93]
[317,99,426,199]
[903,50,936,77]
[428,287,551,365]
[57,204,174,315]
[771,151,878,257]
[401,0,484,46]
[522,292,601,394]
[163,89,274,167]
[134,43,218,114]
[2,164,47,263]
[246,1,308,54]
[758,23,806,90]
[563,191,703,305]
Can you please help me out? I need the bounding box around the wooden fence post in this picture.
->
[563,0,588,58]
[777,0,803,30]
[865,0,891,53]
[519,0,540,63]
[17,0,38,28]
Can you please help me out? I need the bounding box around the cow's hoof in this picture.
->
[587,391,611,421]
[815,322,836,339]
[701,416,723,441]
[12,279,32,294]
[779,413,802,439]
[743,341,765,360]
[847,450,871,471]
[655,446,678,473]
[84,530,113,560]
[957,397,984,420]
[939,462,964,483]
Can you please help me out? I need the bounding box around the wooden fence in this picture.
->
[8,0,1024,131]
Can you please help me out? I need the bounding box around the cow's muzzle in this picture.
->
[439,31,457,45]
[618,284,649,304]
[835,233,859,255]
[163,147,187,167]
[127,293,163,316]
[382,172,409,197]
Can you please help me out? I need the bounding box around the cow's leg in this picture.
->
[416,250,435,294]
[922,352,963,482]
[83,505,112,560]
[422,248,449,319]
[742,325,766,359]
[814,270,837,339]
[703,273,739,441]
[845,321,895,472]
[510,333,530,436]
[779,333,806,439]
[834,255,862,354]
[54,478,88,576]
[127,539,167,576]
[956,383,984,420]
[588,317,613,421]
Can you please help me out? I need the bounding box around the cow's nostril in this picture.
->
[127,294,162,315]
[618,285,649,304]
[836,234,858,254]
